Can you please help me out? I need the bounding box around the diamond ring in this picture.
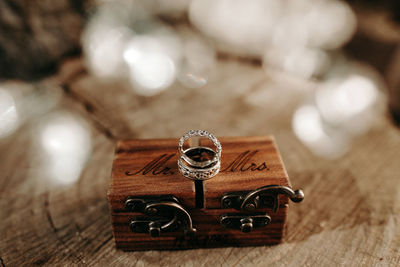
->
[178,130,221,180]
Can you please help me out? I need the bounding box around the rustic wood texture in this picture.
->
[1,8,400,264]
[201,136,290,209]
[112,208,287,251]
[109,137,290,250]
[109,139,196,210]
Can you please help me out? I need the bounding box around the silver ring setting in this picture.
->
[178,130,221,180]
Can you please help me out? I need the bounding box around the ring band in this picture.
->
[178,130,222,180]
[179,130,221,168]
[178,157,220,180]
[182,147,217,168]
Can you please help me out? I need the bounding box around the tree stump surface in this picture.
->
[0,55,399,266]
[1,7,400,265]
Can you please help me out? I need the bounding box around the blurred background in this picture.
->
[0,0,399,188]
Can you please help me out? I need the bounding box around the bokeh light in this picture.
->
[0,88,19,138]
[303,0,356,50]
[40,112,92,185]
[190,0,356,58]
[292,105,348,158]
[177,31,215,88]
[316,74,379,124]
[84,26,133,78]
[292,60,385,158]
[189,0,279,56]
[264,47,331,79]
[82,1,189,95]
[80,0,385,160]
[123,35,178,95]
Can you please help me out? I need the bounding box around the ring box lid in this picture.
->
[108,138,196,211]
[201,136,290,208]
[108,136,290,211]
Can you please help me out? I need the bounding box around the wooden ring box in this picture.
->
[108,136,303,250]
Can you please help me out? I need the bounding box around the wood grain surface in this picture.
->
[109,139,196,210]
[201,136,290,209]
[1,9,400,264]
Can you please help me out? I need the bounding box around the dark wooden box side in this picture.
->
[111,208,287,250]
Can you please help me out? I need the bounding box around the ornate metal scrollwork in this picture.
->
[220,185,304,233]
[126,196,196,237]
